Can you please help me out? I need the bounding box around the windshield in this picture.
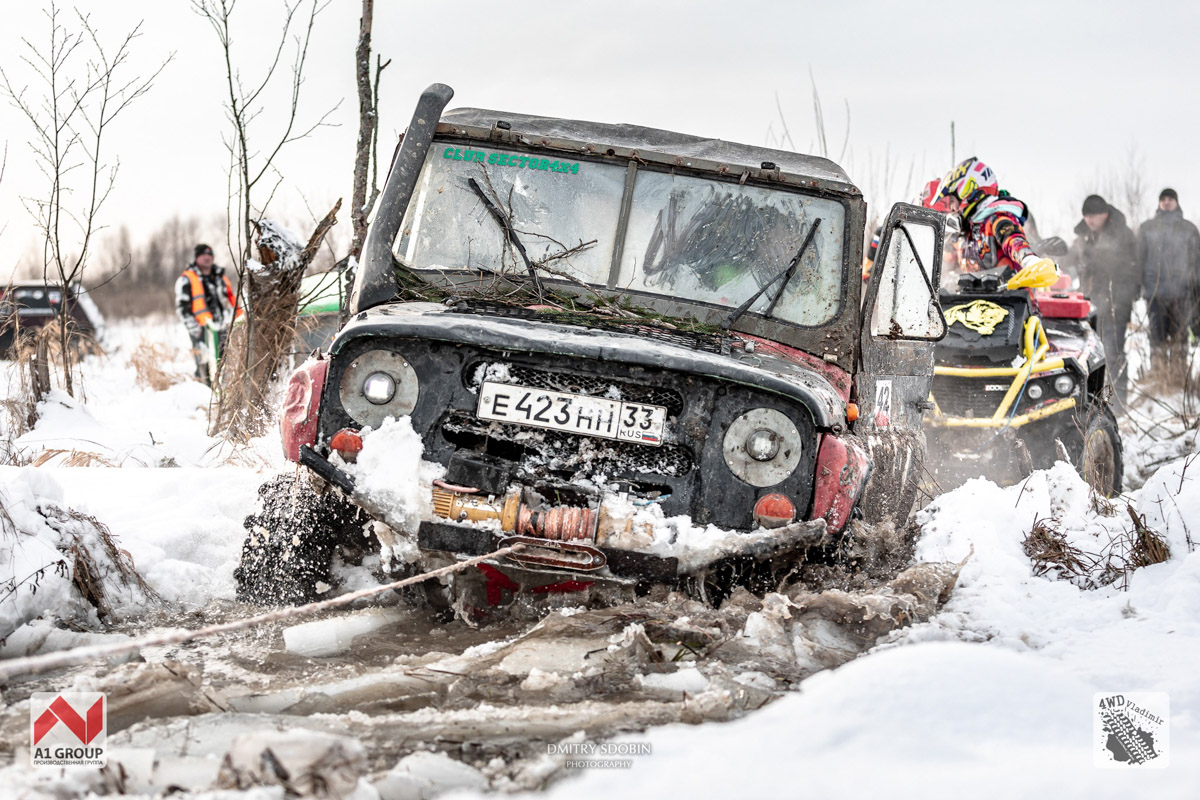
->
[395,142,847,327]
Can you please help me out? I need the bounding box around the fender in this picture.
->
[280,356,330,462]
[810,434,872,533]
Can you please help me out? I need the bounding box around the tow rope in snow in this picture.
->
[0,544,525,683]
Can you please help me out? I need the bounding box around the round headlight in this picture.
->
[1026,382,1044,400]
[1054,375,1074,395]
[363,371,397,405]
[339,350,420,427]
[746,429,781,462]
[722,408,803,487]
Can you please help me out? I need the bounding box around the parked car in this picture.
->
[236,84,948,614]
[0,282,105,357]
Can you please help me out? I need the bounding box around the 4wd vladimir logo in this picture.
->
[30,692,107,767]
[1093,692,1169,768]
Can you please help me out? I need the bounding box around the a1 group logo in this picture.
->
[30,692,107,767]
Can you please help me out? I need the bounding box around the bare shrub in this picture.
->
[0,3,168,398]
[1023,504,1170,590]
[128,339,186,391]
[31,449,118,468]
[42,506,162,616]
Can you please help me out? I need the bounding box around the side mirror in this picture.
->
[869,204,947,341]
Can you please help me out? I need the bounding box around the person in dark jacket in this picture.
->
[1065,194,1139,402]
[175,244,241,384]
[1138,188,1200,359]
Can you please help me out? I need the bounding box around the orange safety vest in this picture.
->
[184,268,243,326]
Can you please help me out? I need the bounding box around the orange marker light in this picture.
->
[754,493,796,529]
[846,402,859,422]
[330,428,364,461]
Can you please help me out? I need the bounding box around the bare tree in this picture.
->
[191,0,340,266]
[349,0,391,260]
[212,201,340,439]
[1,3,169,397]
[191,0,342,439]
[1085,144,1151,230]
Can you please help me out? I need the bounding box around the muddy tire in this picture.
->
[1077,403,1123,496]
[234,473,369,605]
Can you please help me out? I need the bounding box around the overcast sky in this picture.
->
[1,0,1197,275]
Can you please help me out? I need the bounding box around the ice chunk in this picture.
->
[283,608,405,658]
[520,667,568,692]
[637,665,709,697]
[373,751,488,800]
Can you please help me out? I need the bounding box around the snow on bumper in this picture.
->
[298,443,827,582]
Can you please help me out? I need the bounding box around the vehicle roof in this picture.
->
[439,108,857,194]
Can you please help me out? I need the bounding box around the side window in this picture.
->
[870,214,945,340]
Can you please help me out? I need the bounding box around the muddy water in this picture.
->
[0,561,962,794]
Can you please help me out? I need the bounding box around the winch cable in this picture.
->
[0,544,525,683]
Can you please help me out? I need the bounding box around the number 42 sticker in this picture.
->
[874,380,892,427]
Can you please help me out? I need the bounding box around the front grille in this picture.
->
[932,375,1009,418]
[441,410,693,478]
[467,361,685,416]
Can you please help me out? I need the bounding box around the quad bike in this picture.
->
[924,259,1123,495]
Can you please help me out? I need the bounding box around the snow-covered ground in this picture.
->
[0,319,279,650]
[1,319,1197,799]
[512,461,1198,799]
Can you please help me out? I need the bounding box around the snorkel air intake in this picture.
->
[349,83,455,315]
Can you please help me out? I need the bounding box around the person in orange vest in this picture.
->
[175,243,241,384]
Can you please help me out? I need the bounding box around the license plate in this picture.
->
[476,381,666,446]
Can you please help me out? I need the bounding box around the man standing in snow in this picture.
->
[1138,188,1200,365]
[176,244,241,385]
[1065,195,1139,403]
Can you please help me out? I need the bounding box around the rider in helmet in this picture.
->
[935,157,1058,289]
[864,178,956,282]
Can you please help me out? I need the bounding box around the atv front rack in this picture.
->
[927,315,1076,429]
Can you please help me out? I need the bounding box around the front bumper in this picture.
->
[299,445,827,584]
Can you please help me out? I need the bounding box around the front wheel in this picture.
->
[1077,403,1123,496]
[234,473,370,605]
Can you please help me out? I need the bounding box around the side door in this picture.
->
[854,203,946,522]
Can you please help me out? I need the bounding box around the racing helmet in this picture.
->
[936,157,998,218]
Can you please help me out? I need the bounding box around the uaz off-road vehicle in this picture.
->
[236,84,949,613]
[924,266,1122,494]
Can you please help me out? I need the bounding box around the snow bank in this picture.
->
[0,469,156,647]
[3,318,282,469]
[493,455,1200,799]
[1,321,273,655]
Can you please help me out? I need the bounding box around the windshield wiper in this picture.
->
[721,218,821,331]
[467,177,545,299]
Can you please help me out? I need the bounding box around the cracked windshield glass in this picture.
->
[396,143,847,326]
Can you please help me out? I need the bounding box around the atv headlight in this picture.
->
[1026,382,1044,400]
[722,408,802,487]
[338,349,419,427]
[362,372,396,405]
[1053,375,1075,395]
